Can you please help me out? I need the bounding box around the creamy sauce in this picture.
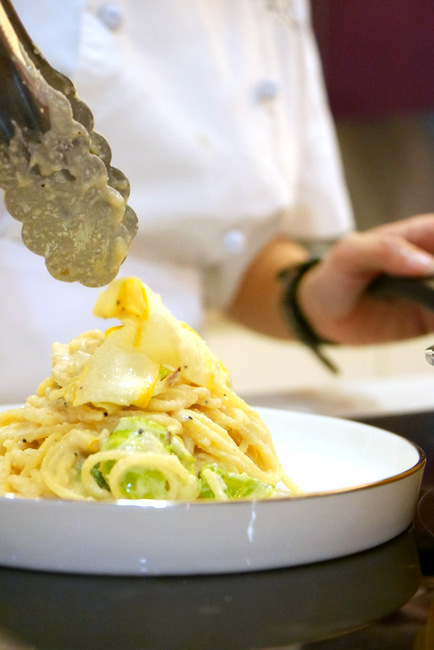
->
[0,55,137,287]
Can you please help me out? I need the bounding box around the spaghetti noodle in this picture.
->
[0,278,299,501]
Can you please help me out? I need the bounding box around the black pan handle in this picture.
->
[368,275,434,311]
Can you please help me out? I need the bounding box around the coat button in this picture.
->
[255,79,279,103]
[222,229,247,254]
[97,3,123,31]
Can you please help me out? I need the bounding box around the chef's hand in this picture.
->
[228,213,434,345]
[298,213,434,345]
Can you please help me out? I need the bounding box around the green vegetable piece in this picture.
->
[105,416,168,451]
[169,434,195,471]
[199,478,215,500]
[90,463,110,491]
[158,365,173,380]
[98,416,168,482]
[110,416,195,470]
[200,464,275,499]
[119,468,168,500]
[93,416,196,495]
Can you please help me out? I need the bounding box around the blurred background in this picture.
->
[204,0,434,416]
[312,0,434,231]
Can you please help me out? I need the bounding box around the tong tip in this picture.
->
[425,347,434,366]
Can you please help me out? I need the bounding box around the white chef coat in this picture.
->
[0,0,353,403]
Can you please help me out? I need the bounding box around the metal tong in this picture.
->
[0,0,138,287]
[0,0,135,201]
[0,0,50,139]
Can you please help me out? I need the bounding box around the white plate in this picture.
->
[0,407,425,575]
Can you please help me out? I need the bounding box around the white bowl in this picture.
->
[0,407,425,575]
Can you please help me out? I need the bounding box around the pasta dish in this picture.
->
[0,278,299,502]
